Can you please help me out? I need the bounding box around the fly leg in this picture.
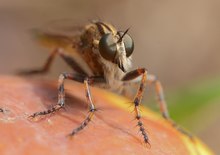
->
[29,72,105,136]
[68,76,105,136]
[69,77,98,136]
[147,74,193,139]
[122,68,150,146]
[28,73,86,118]
[18,48,87,75]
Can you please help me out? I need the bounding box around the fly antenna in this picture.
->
[117,28,130,43]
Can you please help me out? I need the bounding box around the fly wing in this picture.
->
[31,19,94,76]
[32,19,86,50]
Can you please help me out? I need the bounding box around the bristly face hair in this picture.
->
[114,28,131,72]
[96,23,134,87]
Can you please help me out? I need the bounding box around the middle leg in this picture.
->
[28,73,86,118]
[28,72,105,135]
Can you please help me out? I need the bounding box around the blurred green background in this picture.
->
[0,0,219,153]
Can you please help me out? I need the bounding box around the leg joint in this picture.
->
[59,72,68,79]
[134,97,140,106]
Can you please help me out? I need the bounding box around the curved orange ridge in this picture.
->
[99,88,214,155]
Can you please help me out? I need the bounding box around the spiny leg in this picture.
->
[29,73,86,119]
[146,74,169,119]
[69,77,97,136]
[29,72,105,135]
[147,74,193,139]
[18,49,57,75]
[18,48,87,75]
[122,68,150,146]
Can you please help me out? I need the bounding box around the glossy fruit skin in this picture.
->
[0,76,214,155]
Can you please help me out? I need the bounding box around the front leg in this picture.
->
[123,71,193,140]
[122,68,150,146]
[69,77,96,136]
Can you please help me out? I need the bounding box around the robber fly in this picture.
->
[19,20,192,146]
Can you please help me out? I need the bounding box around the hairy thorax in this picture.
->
[79,23,132,90]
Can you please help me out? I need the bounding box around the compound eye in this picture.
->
[118,31,134,57]
[99,33,117,61]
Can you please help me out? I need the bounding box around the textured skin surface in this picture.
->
[0,76,213,155]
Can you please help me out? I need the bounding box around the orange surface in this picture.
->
[0,76,213,155]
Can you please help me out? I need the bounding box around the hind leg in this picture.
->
[146,74,193,138]
[18,48,87,75]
